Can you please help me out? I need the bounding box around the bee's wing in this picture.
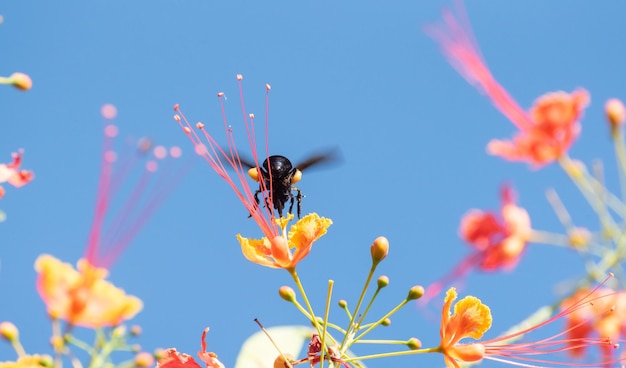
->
[295,148,341,171]
[219,148,257,169]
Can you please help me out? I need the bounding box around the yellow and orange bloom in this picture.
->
[157,328,224,368]
[428,4,589,168]
[439,288,491,368]
[437,277,623,368]
[422,186,530,303]
[174,75,332,269]
[35,254,142,328]
[238,213,332,270]
[0,150,34,200]
[35,105,184,327]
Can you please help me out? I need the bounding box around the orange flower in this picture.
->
[561,287,626,364]
[438,277,622,367]
[439,288,491,368]
[238,213,332,270]
[422,186,530,304]
[0,150,34,199]
[35,254,142,327]
[157,328,224,368]
[35,105,184,327]
[173,75,332,270]
[428,3,589,168]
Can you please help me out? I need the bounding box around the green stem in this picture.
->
[353,299,408,342]
[288,268,322,337]
[340,265,376,348]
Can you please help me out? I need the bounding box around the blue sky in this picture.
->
[2,1,626,367]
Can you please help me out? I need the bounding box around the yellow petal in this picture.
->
[237,234,279,269]
[288,213,332,250]
[451,296,492,340]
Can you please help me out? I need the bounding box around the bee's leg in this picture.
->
[288,194,295,217]
[291,187,303,219]
[273,194,285,218]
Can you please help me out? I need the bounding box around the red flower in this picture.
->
[0,149,34,199]
[422,185,530,304]
[157,328,224,368]
[427,3,589,167]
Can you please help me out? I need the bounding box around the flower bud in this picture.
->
[0,321,18,342]
[112,325,127,339]
[407,285,425,301]
[377,275,389,289]
[370,236,389,266]
[274,353,295,368]
[381,318,391,326]
[134,352,155,367]
[568,227,591,249]
[9,72,32,91]
[50,336,64,350]
[154,348,167,360]
[407,337,422,350]
[606,98,626,135]
[279,286,296,302]
[131,325,142,336]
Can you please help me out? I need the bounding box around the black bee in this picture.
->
[238,149,339,218]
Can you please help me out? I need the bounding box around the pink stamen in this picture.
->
[85,104,188,268]
[173,74,280,240]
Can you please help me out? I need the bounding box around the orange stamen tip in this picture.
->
[174,114,181,122]
[266,83,271,91]
[173,103,179,111]
[609,272,615,278]
[249,113,255,119]
[9,72,32,91]
[183,126,191,134]
[196,122,205,129]
[217,92,224,97]
[236,74,243,80]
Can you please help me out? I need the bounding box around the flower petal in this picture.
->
[288,213,332,264]
[237,235,279,269]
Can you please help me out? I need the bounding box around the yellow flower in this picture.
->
[35,254,142,327]
[238,213,332,270]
